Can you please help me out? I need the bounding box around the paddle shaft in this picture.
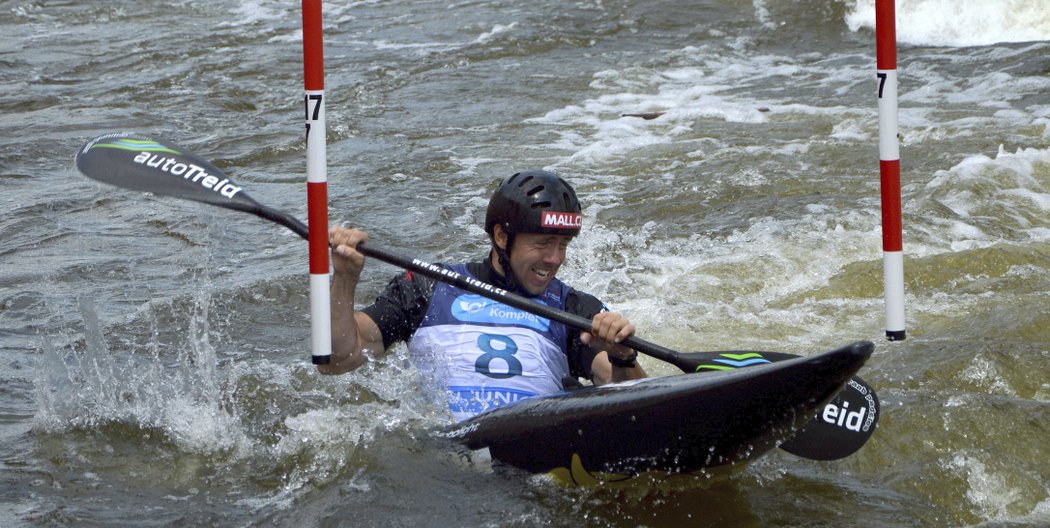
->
[257,202,687,369]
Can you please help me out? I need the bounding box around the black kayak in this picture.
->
[443,341,874,483]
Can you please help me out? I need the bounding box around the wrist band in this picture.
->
[608,350,638,368]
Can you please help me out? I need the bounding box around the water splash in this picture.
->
[34,294,251,456]
[32,277,460,517]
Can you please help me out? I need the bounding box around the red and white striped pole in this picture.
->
[303,0,332,363]
[876,0,905,341]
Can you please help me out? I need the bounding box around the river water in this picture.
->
[2,0,1049,526]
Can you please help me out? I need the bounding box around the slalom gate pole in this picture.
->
[303,0,332,363]
[876,0,905,341]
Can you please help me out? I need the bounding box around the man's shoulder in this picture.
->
[377,269,438,307]
[564,286,605,318]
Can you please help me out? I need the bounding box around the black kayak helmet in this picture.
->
[484,170,583,240]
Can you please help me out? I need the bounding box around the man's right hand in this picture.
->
[322,225,380,375]
[329,226,369,278]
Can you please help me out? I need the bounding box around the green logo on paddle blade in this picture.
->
[90,138,179,154]
[695,352,771,372]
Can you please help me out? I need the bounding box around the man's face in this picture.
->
[501,231,572,295]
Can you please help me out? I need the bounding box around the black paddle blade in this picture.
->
[777,374,879,460]
[75,133,308,238]
[678,340,878,460]
[76,133,261,213]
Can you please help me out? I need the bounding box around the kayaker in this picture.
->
[321,170,646,420]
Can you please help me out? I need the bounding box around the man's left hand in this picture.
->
[581,311,636,363]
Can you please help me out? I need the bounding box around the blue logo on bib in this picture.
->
[450,294,550,332]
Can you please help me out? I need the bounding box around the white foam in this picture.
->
[218,0,283,28]
[566,203,887,356]
[474,22,518,44]
[527,50,861,169]
[844,0,1050,47]
[947,453,1027,521]
[906,145,1050,269]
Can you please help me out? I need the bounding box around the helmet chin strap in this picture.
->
[491,228,527,294]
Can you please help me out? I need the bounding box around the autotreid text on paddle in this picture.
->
[133,152,243,199]
[410,259,509,296]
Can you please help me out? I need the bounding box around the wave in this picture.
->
[842,0,1050,47]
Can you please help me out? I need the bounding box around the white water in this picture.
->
[845,0,1050,47]
[4,0,1049,525]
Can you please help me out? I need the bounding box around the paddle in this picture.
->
[74,132,878,460]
